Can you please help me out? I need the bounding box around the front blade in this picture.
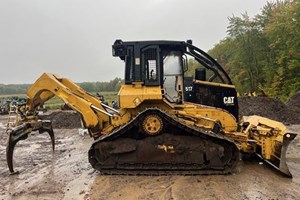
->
[257,133,297,177]
[278,133,297,177]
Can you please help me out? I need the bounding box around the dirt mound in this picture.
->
[39,111,82,129]
[286,91,300,112]
[238,96,300,124]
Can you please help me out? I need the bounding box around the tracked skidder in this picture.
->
[6,40,297,177]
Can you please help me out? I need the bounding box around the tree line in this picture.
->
[2,1,299,100]
[0,77,123,95]
[208,0,300,100]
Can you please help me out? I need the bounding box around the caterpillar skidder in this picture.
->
[6,40,297,177]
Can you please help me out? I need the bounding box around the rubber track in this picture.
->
[89,108,240,175]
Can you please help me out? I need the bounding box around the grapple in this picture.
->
[6,120,54,173]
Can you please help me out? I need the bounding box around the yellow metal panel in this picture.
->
[118,84,162,108]
[182,102,238,132]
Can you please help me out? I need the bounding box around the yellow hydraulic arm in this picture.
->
[26,73,111,133]
[6,73,128,173]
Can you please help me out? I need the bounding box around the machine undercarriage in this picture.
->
[89,108,240,175]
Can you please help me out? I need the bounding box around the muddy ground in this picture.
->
[0,106,300,199]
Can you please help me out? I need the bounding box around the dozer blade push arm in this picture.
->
[6,73,116,173]
[230,115,297,177]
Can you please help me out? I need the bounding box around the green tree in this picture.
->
[208,0,300,100]
[264,0,300,99]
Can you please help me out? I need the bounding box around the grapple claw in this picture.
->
[48,129,55,151]
[6,120,55,173]
[6,124,30,173]
[39,120,55,151]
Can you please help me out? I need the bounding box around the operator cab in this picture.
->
[113,40,186,104]
[113,40,238,120]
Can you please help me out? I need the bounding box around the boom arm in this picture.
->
[6,73,126,173]
[26,73,111,133]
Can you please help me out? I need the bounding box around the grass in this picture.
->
[0,94,26,98]
[0,91,118,110]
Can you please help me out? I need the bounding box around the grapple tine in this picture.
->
[6,120,55,173]
[6,124,30,173]
[48,129,55,151]
[39,120,55,151]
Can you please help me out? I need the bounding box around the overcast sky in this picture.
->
[0,0,271,84]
